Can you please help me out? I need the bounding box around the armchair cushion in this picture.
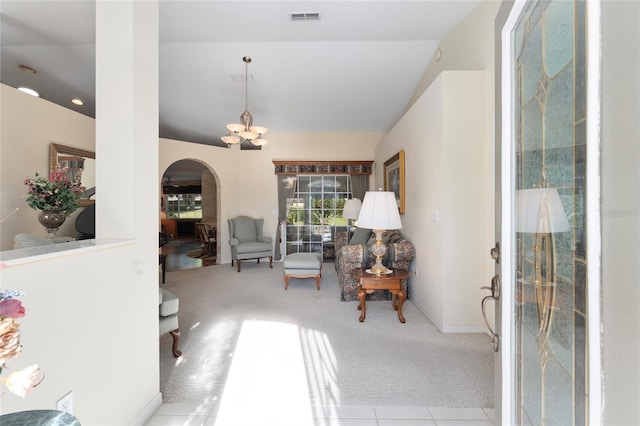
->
[159,288,179,317]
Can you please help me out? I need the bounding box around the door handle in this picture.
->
[481,274,501,352]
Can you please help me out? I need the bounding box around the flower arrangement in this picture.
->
[0,288,44,398]
[24,167,85,216]
[0,290,44,398]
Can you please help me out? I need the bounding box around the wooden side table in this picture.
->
[352,268,411,323]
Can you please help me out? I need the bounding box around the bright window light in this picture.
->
[214,320,315,425]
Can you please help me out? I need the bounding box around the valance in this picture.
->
[273,160,373,175]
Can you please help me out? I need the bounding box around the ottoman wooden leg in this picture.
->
[284,275,289,290]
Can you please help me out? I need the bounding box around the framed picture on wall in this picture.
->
[384,150,405,214]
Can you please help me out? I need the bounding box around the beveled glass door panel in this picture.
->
[511,1,588,424]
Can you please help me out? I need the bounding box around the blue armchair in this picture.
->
[228,216,273,272]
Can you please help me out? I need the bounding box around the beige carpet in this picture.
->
[159,261,494,413]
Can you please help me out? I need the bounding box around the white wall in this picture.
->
[374,1,499,333]
[377,71,490,332]
[601,1,640,424]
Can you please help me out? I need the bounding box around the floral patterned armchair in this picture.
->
[335,229,415,301]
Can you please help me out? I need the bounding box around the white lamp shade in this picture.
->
[516,187,570,233]
[250,126,268,135]
[226,123,245,133]
[252,138,269,146]
[239,131,258,141]
[221,136,240,145]
[342,198,362,220]
[357,191,402,230]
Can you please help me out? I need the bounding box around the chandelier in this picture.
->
[221,56,269,147]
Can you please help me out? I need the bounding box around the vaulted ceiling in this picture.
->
[1,0,480,150]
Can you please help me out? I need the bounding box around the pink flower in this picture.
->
[0,299,25,319]
[1,364,45,398]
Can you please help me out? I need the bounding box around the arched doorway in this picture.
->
[161,159,220,270]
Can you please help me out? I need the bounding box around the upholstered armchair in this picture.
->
[335,229,415,302]
[228,216,273,272]
[159,288,181,358]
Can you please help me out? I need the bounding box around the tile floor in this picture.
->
[145,404,495,425]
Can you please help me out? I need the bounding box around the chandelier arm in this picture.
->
[245,59,249,113]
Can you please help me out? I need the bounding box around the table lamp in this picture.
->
[342,198,362,232]
[356,191,402,275]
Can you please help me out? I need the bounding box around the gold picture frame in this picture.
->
[384,150,405,214]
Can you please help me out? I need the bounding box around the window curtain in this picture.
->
[275,175,297,260]
[350,174,368,200]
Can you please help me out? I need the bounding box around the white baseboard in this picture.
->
[131,392,163,426]
[409,299,488,334]
[440,325,489,334]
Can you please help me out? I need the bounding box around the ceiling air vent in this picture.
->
[290,12,320,22]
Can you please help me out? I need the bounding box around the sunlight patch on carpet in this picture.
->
[214,320,315,426]
[300,327,341,418]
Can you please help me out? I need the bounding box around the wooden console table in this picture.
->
[352,268,410,323]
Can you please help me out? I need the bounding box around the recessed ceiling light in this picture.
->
[18,64,37,74]
[71,98,84,106]
[18,87,39,97]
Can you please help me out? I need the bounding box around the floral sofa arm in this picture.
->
[337,243,367,301]
[334,231,350,271]
[388,240,416,271]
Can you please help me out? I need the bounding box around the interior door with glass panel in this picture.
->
[501,0,593,424]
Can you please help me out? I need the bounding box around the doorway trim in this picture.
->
[585,0,602,420]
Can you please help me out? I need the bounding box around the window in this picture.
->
[285,175,351,259]
[165,194,202,219]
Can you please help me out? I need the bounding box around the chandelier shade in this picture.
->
[221,56,269,147]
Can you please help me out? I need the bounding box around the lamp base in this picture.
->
[369,229,388,275]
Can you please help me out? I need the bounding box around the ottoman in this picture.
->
[283,252,323,290]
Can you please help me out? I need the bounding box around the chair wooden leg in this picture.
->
[269,256,273,268]
[237,259,241,272]
[169,329,182,358]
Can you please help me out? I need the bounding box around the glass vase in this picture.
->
[37,210,66,238]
